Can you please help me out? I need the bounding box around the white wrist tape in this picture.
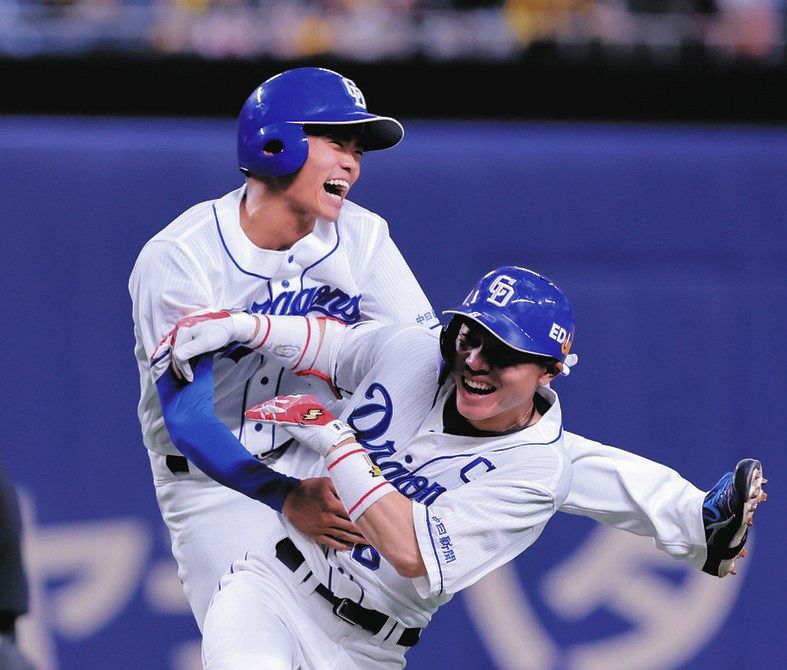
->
[326,443,395,522]
[290,419,356,457]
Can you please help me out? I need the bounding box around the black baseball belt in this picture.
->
[165,439,293,475]
[275,537,421,647]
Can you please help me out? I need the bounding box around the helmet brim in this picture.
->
[442,307,546,358]
[298,116,404,151]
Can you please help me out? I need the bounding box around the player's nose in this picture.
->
[338,146,360,168]
[464,346,489,370]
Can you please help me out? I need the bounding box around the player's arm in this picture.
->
[245,394,429,577]
[245,393,571,591]
[559,431,707,564]
[133,241,301,512]
[160,367,423,572]
[336,439,564,592]
[156,355,299,510]
[156,354,365,548]
[130,240,214,378]
[163,310,393,394]
[346,480,424,577]
[133,243,366,547]
[559,431,767,578]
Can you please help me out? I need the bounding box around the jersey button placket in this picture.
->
[244,360,275,452]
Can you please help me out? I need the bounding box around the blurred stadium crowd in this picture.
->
[0,0,783,64]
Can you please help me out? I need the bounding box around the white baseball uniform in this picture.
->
[129,184,438,628]
[130,184,707,632]
[201,323,572,669]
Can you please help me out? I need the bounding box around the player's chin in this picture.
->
[455,398,500,429]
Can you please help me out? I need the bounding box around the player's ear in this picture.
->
[539,361,562,385]
[438,317,461,385]
[439,319,459,367]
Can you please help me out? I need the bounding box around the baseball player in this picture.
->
[131,66,764,633]
[154,266,766,668]
[129,67,439,629]
[166,266,576,668]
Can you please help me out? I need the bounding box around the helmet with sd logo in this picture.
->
[442,265,576,363]
[237,67,404,178]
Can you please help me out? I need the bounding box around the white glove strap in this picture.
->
[292,419,356,457]
[230,312,260,345]
[325,443,395,522]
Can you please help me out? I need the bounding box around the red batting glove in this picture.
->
[245,394,355,456]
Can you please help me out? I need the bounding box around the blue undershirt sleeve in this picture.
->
[155,354,299,512]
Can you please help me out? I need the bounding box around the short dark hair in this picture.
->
[304,123,366,146]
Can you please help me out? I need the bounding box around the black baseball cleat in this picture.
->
[702,458,768,577]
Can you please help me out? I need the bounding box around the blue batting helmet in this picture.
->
[443,266,576,362]
[237,67,404,178]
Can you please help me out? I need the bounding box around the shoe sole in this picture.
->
[720,459,768,576]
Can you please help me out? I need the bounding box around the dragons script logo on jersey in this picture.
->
[250,283,363,324]
[347,382,447,506]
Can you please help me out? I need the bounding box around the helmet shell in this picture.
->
[237,67,404,178]
[443,266,576,362]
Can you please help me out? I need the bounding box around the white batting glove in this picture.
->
[166,309,259,382]
[245,394,356,457]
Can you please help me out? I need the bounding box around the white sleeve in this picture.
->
[129,239,212,366]
[560,430,707,567]
[411,450,570,598]
[248,317,439,399]
[355,224,438,330]
[325,324,440,398]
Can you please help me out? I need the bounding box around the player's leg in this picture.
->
[202,545,360,670]
[149,452,282,631]
[201,569,298,670]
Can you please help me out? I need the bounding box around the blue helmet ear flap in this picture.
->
[238,122,309,178]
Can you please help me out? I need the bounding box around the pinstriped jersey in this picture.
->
[129,185,437,458]
[286,324,572,630]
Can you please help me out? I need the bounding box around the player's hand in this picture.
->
[283,477,366,549]
[166,309,259,382]
[245,394,355,457]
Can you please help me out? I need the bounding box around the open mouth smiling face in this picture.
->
[323,178,349,203]
[461,376,496,395]
[451,321,549,432]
